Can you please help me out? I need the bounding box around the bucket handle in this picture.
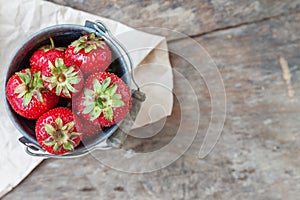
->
[85,20,140,91]
[20,136,112,158]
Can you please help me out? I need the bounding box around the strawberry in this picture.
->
[35,107,82,155]
[76,72,131,127]
[6,68,59,119]
[30,38,65,71]
[64,33,112,76]
[42,58,84,98]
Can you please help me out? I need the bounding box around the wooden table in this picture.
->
[3,1,300,199]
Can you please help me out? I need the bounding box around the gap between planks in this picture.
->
[168,10,300,43]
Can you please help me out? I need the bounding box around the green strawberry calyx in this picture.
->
[14,69,45,107]
[42,58,81,98]
[71,32,106,54]
[82,77,125,121]
[43,117,81,152]
[40,37,65,52]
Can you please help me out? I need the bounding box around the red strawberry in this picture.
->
[35,107,82,155]
[6,68,59,119]
[30,38,65,71]
[65,33,112,76]
[76,72,131,127]
[42,58,84,98]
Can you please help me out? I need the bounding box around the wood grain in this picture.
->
[3,1,300,200]
[46,0,300,40]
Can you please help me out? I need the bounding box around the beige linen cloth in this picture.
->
[0,0,173,197]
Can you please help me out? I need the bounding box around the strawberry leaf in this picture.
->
[23,92,32,107]
[53,143,61,152]
[44,123,56,135]
[83,104,94,114]
[90,32,96,40]
[15,84,26,97]
[43,137,55,146]
[56,85,63,96]
[62,87,71,98]
[48,60,55,69]
[105,83,117,96]
[66,83,77,93]
[16,71,30,84]
[55,117,63,130]
[93,79,102,92]
[111,99,124,107]
[63,142,73,151]
[112,94,122,100]
[99,102,105,109]
[100,77,111,92]
[104,107,113,121]
[32,72,44,89]
[68,77,81,85]
[62,121,75,131]
[70,131,81,136]
[84,45,97,53]
[64,66,74,75]
[84,88,94,97]
[55,58,65,68]
[74,46,82,54]
[90,107,101,121]
[96,41,106,49]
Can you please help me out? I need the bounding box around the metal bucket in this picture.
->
[4,20,144,158]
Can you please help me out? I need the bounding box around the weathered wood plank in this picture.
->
[3,4,300,200]
[46,0,300,39]
[169,11,300,199]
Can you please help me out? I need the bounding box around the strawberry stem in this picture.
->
[14,69,45,107]
[49,37,55,49]
[57,74,66,83]
[71,33,106,54]
[82,77,125,121]
[42,58,81,98]
[43,117,81,152]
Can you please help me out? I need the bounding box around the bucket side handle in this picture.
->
[85,20,140,91]
[86,20,146,149]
